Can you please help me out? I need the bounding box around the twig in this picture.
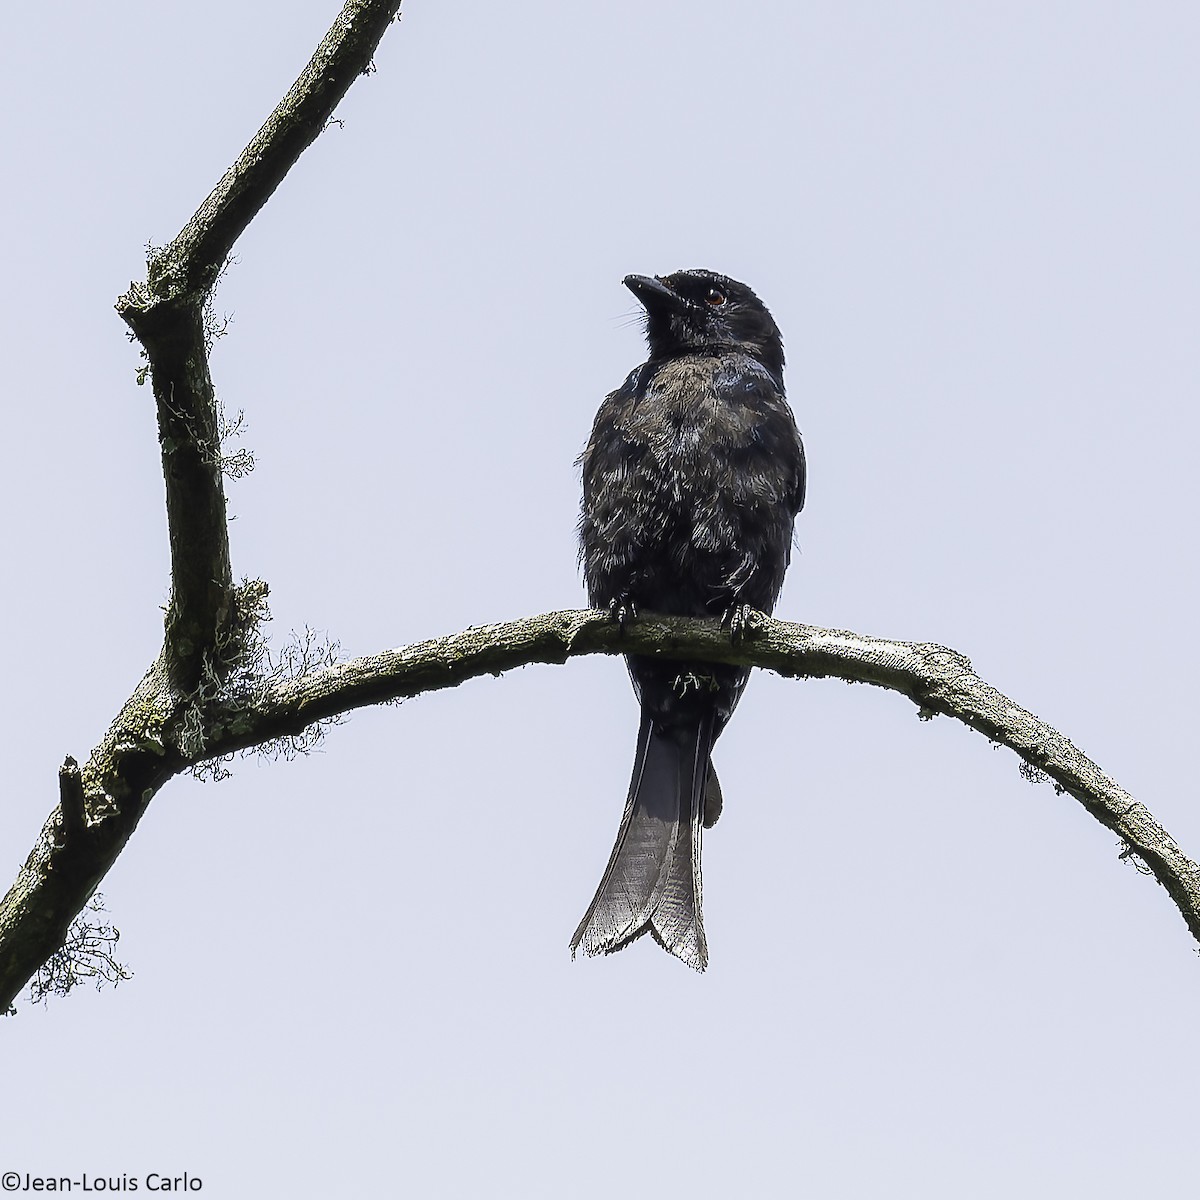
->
[57,757,85,842]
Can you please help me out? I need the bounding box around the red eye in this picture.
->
[704,288,727,307]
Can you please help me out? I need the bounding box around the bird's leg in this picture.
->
[607,594,638,633]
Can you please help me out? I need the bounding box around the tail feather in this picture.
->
[571,709,716,971]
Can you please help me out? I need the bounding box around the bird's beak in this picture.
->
[623,274,677,310]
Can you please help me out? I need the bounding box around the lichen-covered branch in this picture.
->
[201,608,1200,944]
[0,2,406,1014]
[113,0,402,689]
[7,0,1195,1017]
[117,0,403,314]
[5,608,1199,1011]
[0,662,183,1014]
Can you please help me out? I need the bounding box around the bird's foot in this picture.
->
[607,595,638,633]
[721,603,762,644]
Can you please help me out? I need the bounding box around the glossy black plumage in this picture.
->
[572,269,806,970]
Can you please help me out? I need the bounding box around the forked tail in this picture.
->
[571,709,716,971]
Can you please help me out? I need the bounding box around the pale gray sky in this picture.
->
[3,2,1199,1196]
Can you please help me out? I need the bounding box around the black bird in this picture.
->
[572,269,806,971]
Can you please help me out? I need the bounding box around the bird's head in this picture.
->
[624,269,784,380]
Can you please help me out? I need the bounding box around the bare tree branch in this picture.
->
[7,0,1196,1016]
[198,609,1200,947]
[118,0,402,314]
[113,0,402,689]
[0,1,404,1014]
[7,606,1199,1013]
